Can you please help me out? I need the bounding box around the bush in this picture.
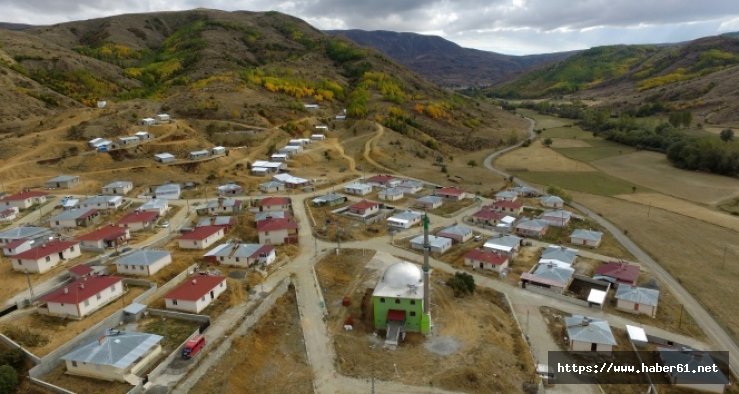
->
[2,326,49,348]
[0,349,23,369]
[447,272,475,297]
[0,365,18,394]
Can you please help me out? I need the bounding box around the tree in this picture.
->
[0,365,18,394]
[720,128,734,142]
[467,159,477,167]
[446,272,475,297]
[546,185,572,202]
[543,138,553,147]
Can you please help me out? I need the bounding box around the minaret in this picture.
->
[422,213,430,315]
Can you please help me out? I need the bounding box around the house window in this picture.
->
[172,300,178,305]
[395,299,400,304]
[96,294,101,300]
[410,311,416,317]
[201,296,205,301]
[70,246,75,252]
[84,300,90,307]
[235,257,240,263]
[110,284,117,292]
[380,298,385,303]
[410,300,416,305]
[72,361,78,368]
[45,256,51,262]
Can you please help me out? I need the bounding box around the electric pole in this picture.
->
[422,213,430,316]
[25,269,35,299]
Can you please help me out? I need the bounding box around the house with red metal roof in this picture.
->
[2,239,34,257]
[346,200,380,218]
[12,240,81,273]
[41,276,124,318]
[434,187,466,201]
[366,174,401,188]
[164,274,227,313]
[0,207,19,222]
[464,249,510,273]
[256,218,298,245]
[68,264,94,279]
[177,226,225,250]
[593,262,640,286]
[257,197,291,212]
[77,226,131,251]
[116,211,159,232]
[470,209,505,227]
[0,190,48,210]
[491,200,524,215]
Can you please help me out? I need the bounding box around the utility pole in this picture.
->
[25,270,35,299]
[422,213,430,317]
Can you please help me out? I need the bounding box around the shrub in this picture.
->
[0,365,17,394]
[2,326,49,348]
[447,272,475,297]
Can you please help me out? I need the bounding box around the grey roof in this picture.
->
[312,193,345,204]
[541,246,578,265]
[541,209,573,219]
[82,195,122,205]
[416,195,443,204]
[123,303,146,315]
[380,187,404,196]
[565,315,617,346]
[190,150,209,155]
[0,226,52,240]
[615,285,659,306]
[155,184,180,193]
[197,216,235,227]
[139,199,168,211]
[62,331,163,369]
[51,208,96,221]
[658,348,729,384]
[532,263,574,284]
[217,183,242,192]
[411,234,451,249]
[154,153,175,159]
[516,219,548,231]
[485,235,523,249]
[47,175,78,183]
[541,195,564,204]
[204,243,271,259]
[345,182,371,190]
[116,250,170,267]
[104,181,132,189]
[438,225,472,238]
[496,191,518,199]
[255,211,287,222]
[205,198,240,209]
[399,179,423,188]
[571,229,603,242]
[260,181,285,189]
[390,211,422,221]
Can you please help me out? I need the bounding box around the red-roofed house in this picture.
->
[470,209,505,226]
[0,207,19,222]
[3,239,34,256]
[366,175,400,187]
[0,190,48,210]
[77,226,130,251]
[164,274,227,313]
[12,240,81,273]
[434,187,466,201]
[464,249,510,273]
[594,262,640,286]
[178,226,225,250]
[116,211,159,232]
[41,276,124,318]
[346,200,380,218]
[68,264,94,279]
[256,218,298,245]
[491,200,523,215]
[257,197,291,212]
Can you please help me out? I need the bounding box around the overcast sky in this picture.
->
[2,0,739,55]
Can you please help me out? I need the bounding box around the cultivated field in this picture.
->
[593,151,739,205]
[497,140,597,173]
[512,171,642,196]
[616,193,739,232]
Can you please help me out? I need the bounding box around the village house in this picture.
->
[137,199,168,216]
[251,160,285,175]
[154,184,181,200]
[366,175,401,188]
[140,117,156,126]
[156,113,171,123]
[387,210,423,229]
[78,226,131,251]
[116,136,140,148]
[42,275,124,318]
[12,240,81,273]
[257,197,291,212]
[593,262,640,286]
[465,249,510,273]
[540,246,578,267]
[62,331,163,383]
[211,146,226,156]
[570,229,603,248]
[165,274,227,314]
[217,183,243,196]
[204,242,276,267]
[310,133,326,141]
[50,208,99,229]
[565,315,617,353]
[177,226,226,250]
[46,175,80,189]
[415,195,443,210]
[116,211,159,232]
[3,239,34,256]
[102,181,134,196]
[511,186,540,197]
[437,224,473,243]
[346,200,380,218]
[259,180,286,193]
[60,196,80,210]
[81,195,123,211]
[434,186,466,201]
[615,285,659,318]
[311,193,346,207]
[287,138,310,146]
[495,190,519,202]
[378,187,405,201]
[658,348,729,393]
[154,153,176,163]
[540,195,565,208]
[483,235,523,256]
[189,150,210,160]
[0,207,18,222]
[198,198,242,215]
[397,179,424,194]
[278,145,302,156]
[257,217,298,245]
[272,173,310,189]
[344,182,373,196]
[0,190,48,210]
[539,209,573,227]
[270,153,289,162]
[94,139,113,152]
[115,249,172,276]
[0,226,53,247]
[520,263,574,293]
[491,200,524,215]
[470,209,505,227]
[514,219,549,238]
[135,131,151,140]
[196,216,237,230]
[67,264,96,280]
[410,234,452,254]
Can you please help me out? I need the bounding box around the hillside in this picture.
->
[0,9,525,151]
[327,29,576,88]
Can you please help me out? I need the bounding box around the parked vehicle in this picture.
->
[182,335,206,359]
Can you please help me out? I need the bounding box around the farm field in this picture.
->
[593,150,739,205]
[511,170,643,196]
[616,193,739,232]
[572,192,739,342]
[497,140,596,173]
[516,108,570,129]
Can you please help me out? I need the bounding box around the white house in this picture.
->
[45,175,80,189]
[483,235,523,256]
[154,184,181,200]
[346,200,380,218]
[615,286,659,318]
[116,211,159,232]
[251,161,285,175]
[410,235,452,254]
[134,131,151,140]
[564,315,616,353]
[397,180,424,194]
[117,136,140,147]
[204,243,276,267]
[344,182,372,196]
[257,197,291,212]
[189,150,210,160]
[464,249,510,273]
[0,226,53,247]
[387,211,423,229]
[0,207,19,222]
[272,173,309,188]
[198,198,242,215]
[42,276,124,318]
[116,249,172,276]
[437,225,473,243]
[102,181,133,196]
[434,187,466,201]
[415,195,443,210]
[495,190,518,202]
[658,349,729,393]
[256,218,298,245]
[3,239,34,256]
[540,195,565,208]
[0,190,48,210]
[50,208,99,229]
[81,195,123,211]
[140,118,156,126]
[12,240,81,273]
[270,153,288,162]
[165,274,227,313]
[156,113,171,123]
[154,153,176,163]
[570,229,603,248]
[137,199,168,216]
[217,183,243,196]
[259,181,286,193]
[62,331,163,383]
[378,187,404,201]
[310,134,326,141]
[539,209,573,227]
[212,146,226,156]
[178,226,226,250]
[77,226,131,251]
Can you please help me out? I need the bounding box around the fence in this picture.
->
[148,308,211,324]
[29,377,76,394]
[523,285,591,308]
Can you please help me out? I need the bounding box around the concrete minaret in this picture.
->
[422,213,430,315]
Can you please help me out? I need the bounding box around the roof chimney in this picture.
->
[63,287,69,294]
[581,317,590,326]
[192,279,197,285]
[80,283,85,289]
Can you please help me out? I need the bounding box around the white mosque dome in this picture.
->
[380,261,423,289]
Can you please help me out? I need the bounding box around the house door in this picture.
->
[210,290,215,299]
[634,303,639,311]
[591,343,597,351]
[58,252,64,260]
[479,262,484,269]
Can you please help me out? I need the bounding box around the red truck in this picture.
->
[181,335,206,359]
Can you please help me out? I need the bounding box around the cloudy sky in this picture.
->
[2,0,739,55]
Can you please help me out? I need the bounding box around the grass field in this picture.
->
[555,143,636,162]
[616,193,739,232]
[512,171,643,196]
[496,140,596,173]
[517,109,570,129]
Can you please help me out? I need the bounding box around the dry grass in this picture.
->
[573,192,739,341]
[0,254,89,304]
[190,288,313,394]
[616,193,739,232]
[41,363,132,394]
[593,151,739,205]
[539,216,634,260]
[496,140,597,173]
[307,203,388,241]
